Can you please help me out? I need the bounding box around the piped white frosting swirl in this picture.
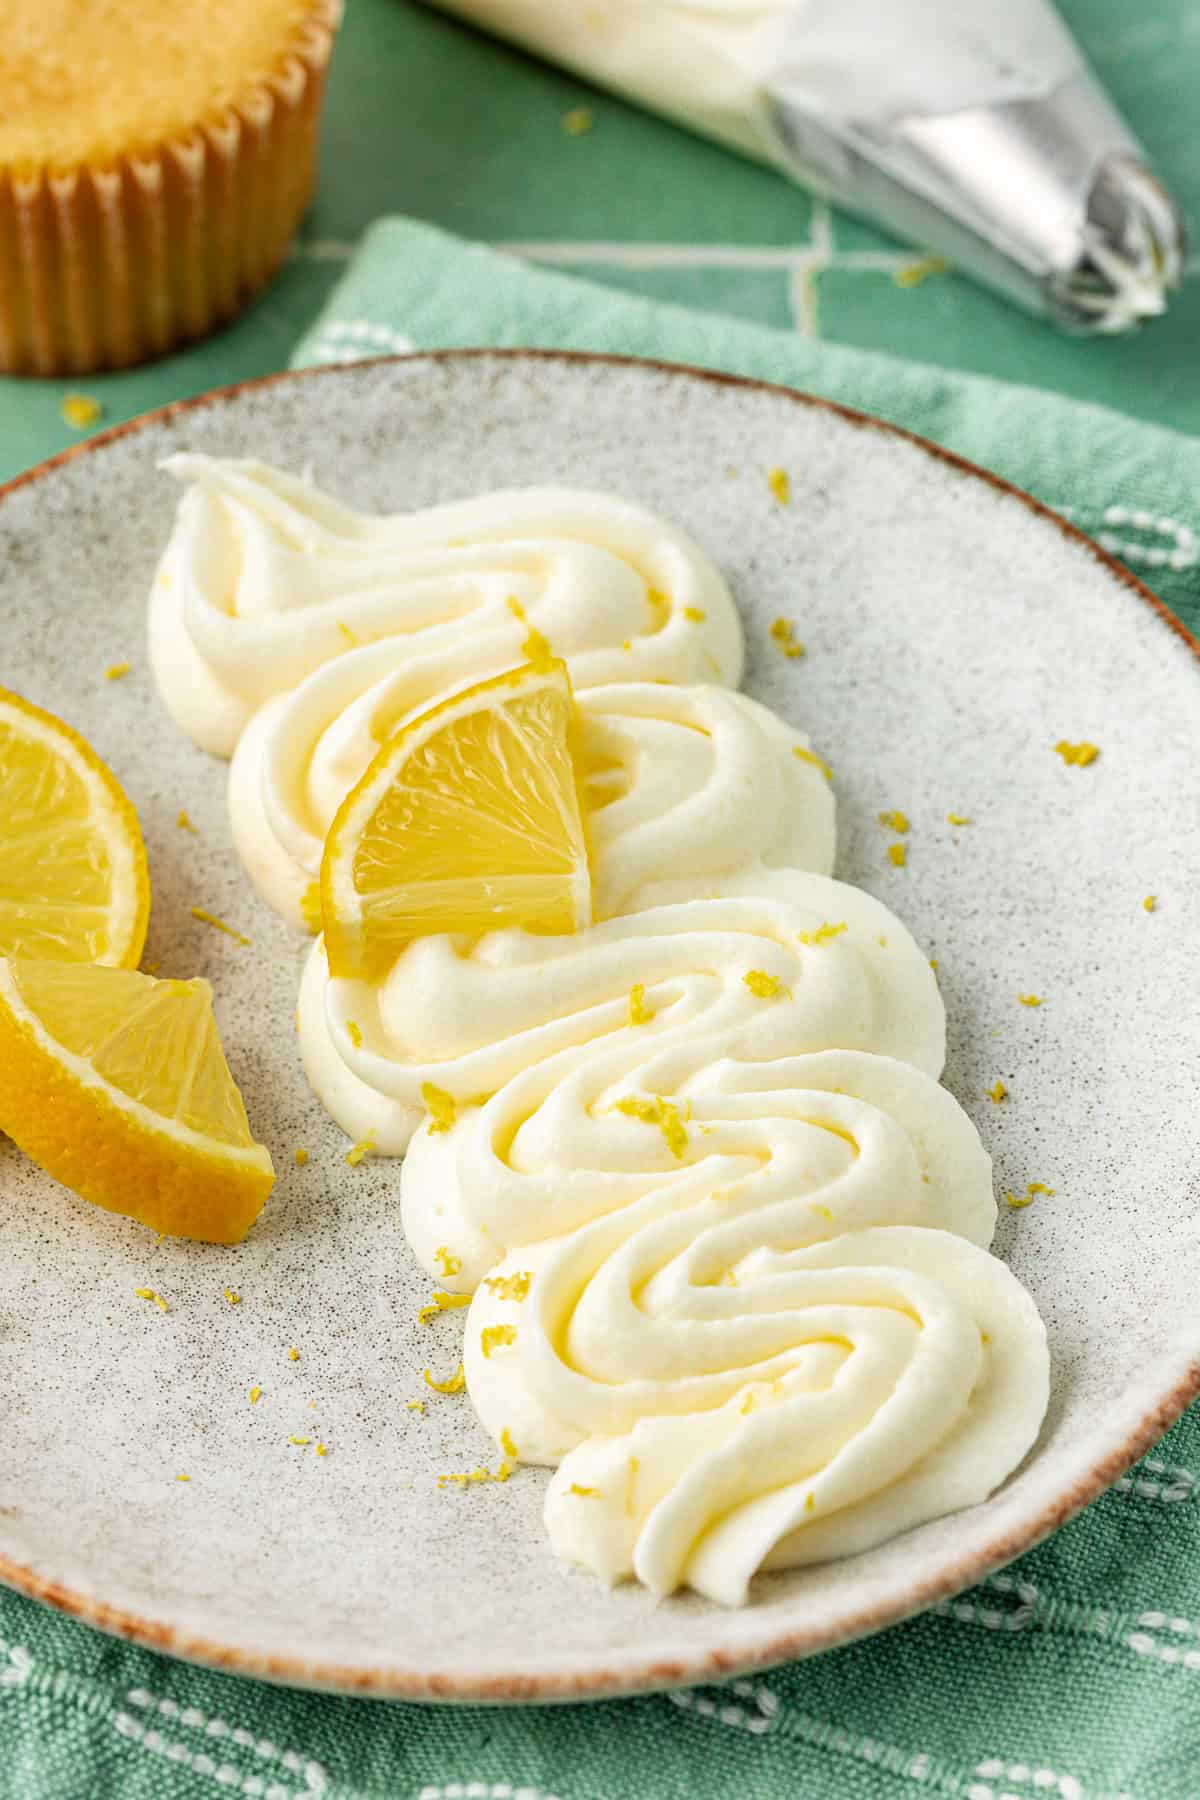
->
[148,457,1049,1605]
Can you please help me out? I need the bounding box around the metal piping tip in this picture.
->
[1047,155,1188,334]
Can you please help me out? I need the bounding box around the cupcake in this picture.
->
[0,0,342,375]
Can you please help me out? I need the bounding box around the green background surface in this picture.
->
[1,0,1199,484]
[3,5,1200,1797]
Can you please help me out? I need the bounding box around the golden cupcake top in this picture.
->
[0,0,333,172]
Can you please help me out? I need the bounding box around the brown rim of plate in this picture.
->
[1,348,1197,1704]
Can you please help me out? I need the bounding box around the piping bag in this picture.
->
[424,0,1187,333]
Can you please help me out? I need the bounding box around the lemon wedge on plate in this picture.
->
[321,659,591,981]
[0,686,149,965]
[0,959,274,1243]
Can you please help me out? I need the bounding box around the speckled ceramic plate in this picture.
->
[1,352,1198,1703]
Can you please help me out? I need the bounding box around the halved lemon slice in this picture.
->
[0,686,150,966]
[321,660,591,980]
[0,959,274,1243]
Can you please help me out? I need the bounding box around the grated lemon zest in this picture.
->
[646,588,670,611]
[1055,740,1100,766]
[522,626,555,672]
[337,621,358,647]
[418,1291,471,1325]
[422,1082,457,1134]
[289,1436,310,1447]
[294,1148,309,1166]
[135,1287,169,1314]
[289,1347,300,1361]
[104,662,130,681]
[743,969,788,1000]
[769,616,804,659]
[1007,1182,1056,1210]
[250,1386,262,1404]
[423,1362,466,1394]
[316,1443,327,1457]
[176,809,196,833]
[1144,895,1157,913]
[929,959,938,971]
[1018,993,1044,1007]
[406,1400,426,1414]
[947,813,973,826]
[614,1095,688,1159]
[682,606,706,622]
[878,811,909,834]
[628,982,654,1026]
[894,254,949,288]
[506,596,527,621]
[792,745,832,782]
[767,467,790,504]
[988,1080,1007,1104]
[569,1484,601,1498]
[190,907,250,946]
[500,1428,518,1460]
[176,1473,190,1483]
[481,1324,517,1358]
[482,1270,531,1302]
[434,1245,462,1277]
[61,392,103,429]
[223,1288,241,1305]
[797,921,846,947]
[300,881,323,933]
[346,1138,375,1166]
[887,843,907,867]
[561,105,594,135]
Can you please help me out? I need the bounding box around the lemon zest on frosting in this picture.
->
[289,1436,310,1447]
[1018,993,1044,1008]
[568,1484,601,1498]
[104,662,130,682]
[134,1287,169,1313]
[767,467,790,505]
[249,1386,262,1405]
[346,1138,375,1166]
[522,626,555,672]
[947,813,973,826]
[345,1020,363,1049]
[288,1347,300,1361]
[176,809,196,832]
[988,1080,1007,1104]
[422,1083,457,1134]
[434,1245,462,1278]
[223,1288,241,1306]
[878,811,909,834]
[406,1400,426,1414]
[628,983,654,1026]
[300,881,323,933]
[887,843,906,868]
[797,921,846,947]
[615,1095,688,1159]
[481,1324,517,1359]
[743,969,788,1000]
[1143,895,1157,913]
[483,1270,532,1302]
[294,1148,309,1166]
[792,745,832,782]
[682,606,706,622]
[337,621,358,648]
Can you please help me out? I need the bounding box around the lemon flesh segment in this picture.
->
[0,958,274,1244]
[0,686,149,967]
[322,660,592,981]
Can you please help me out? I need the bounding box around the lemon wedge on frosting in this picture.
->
[0,959,274,1243]
[321,660,591,980]
[0,686,149,966]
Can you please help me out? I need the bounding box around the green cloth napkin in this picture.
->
[3,218,1200,1800]
[289,219,1200,642]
